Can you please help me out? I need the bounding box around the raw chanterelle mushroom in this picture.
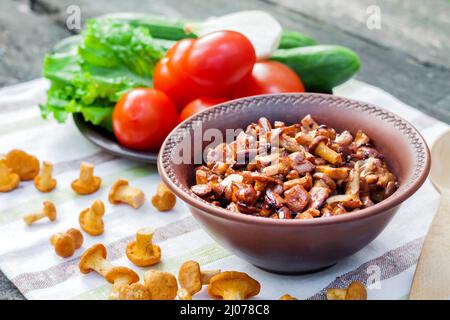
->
[79,243,112,277]
[34,161,57,193]
[279,294,298,300]
[79,200,105,236]
[5,149,40,181]
[126,227,161,267]
[116,282,152,300]
[23,201,57,226]
[0,157,20,192]
[105,266,151,300]
[109,179,145,209]
[79,245,152,300]
[50,228,83,258]
[151,183,176,211]
[144,270,178,300]
[178,260,220,295]
[71,162,102,195]
[327,281,367,300]
[207,271,260,300]
[177,288,192,300]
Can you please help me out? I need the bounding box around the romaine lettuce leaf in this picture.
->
[40,18,169,131]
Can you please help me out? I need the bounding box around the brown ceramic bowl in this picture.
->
[158,93,430,274]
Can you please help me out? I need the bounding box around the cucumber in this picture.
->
[270,45,360,92]
[127,16,196,40]
[279,30,317,49]
[101,13,196,40]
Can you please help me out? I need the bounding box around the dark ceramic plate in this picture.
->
[73,113,158,163]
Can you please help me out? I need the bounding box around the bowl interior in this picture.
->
[160,93,430,222]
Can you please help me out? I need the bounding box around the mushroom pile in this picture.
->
[77,239,263,300]
[3,148,177,250]
[191,115,397,219]
[2,148,180,289]
[78,240,367,300]
[3,147,371,300]
[1,147,174,212]
[79,243,152,300]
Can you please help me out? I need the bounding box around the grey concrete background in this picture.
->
[0,0,449,299]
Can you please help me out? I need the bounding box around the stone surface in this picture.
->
[270,0,450,68]
[1,0,448,121]
[0,271,24,299]
[0,0,449,299]
[0,0,69,86]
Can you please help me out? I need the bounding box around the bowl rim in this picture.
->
[158,93,431,227]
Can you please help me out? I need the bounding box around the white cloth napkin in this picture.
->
[0,78,447,300]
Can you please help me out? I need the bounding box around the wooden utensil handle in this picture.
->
[409,190,450,300]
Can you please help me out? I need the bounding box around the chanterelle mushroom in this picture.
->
[326,162,362,209]
[23,201,57,226]
[310,136,343,165]
[117,282,152,300]
[208,271,260,300]
[109,179,145,209]
[0,157,20,192]
[5,149,40,181]
[177,288,192,300]
[327,281,367,300]
[34,161,57,193]
[50,228,83,258]
[178,260,220,295]
[151,183,176,211]
[104,267,137,284]
[105,266,140,300]
[79,200,105,236]
[71,162,102,195]
[126,227,161,267]
[279,294,298,300]
[144,270,178,300]
[79,243,112,277]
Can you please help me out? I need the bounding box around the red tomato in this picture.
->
[112,88,179,151]
[179,97,228,123]
[165,38,194,74]
[233,61,305,98]
[186,31,256,96]
[153,39,198,109]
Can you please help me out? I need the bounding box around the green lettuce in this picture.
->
[41,18,170,131]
